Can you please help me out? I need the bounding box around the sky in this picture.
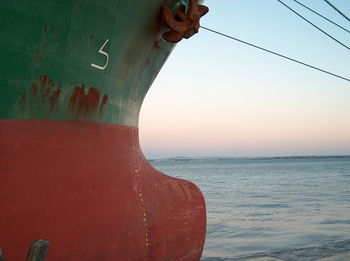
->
[139,0,350,159]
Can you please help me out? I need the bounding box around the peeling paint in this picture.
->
[68,84,108,121]
[26,75,61,108]
[69,85,98,111]
[17,75,108,121]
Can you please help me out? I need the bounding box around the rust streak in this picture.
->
[20,92,26,102]
[99,94,108,113]
[153,40,160,49]
[49,89,61,106]
[40,75,48,89]
[29,75,61,107]
[69,85,103,112]
[31,82,38,94]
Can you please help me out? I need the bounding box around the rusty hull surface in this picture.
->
[0,119,206,260]
[0,0,207,260]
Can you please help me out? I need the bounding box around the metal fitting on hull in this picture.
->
[162,0,209,43]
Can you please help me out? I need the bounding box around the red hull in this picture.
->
[0,119,206,260]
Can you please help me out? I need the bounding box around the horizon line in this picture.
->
[147,154,350,161]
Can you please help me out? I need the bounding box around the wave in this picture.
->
[201,239,350,261]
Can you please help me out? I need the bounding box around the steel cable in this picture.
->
[200,26,350,83]
[291,0,350,34]
[276,0,350,51]
[323,0,350,23]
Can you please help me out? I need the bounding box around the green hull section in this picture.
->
[0,0,179,127]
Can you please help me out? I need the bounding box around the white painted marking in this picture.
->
[91,39,109,70]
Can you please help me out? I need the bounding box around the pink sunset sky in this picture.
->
[139,0,350,159]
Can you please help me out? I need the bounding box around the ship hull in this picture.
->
[0,0,206,259]
[0,119,206,260]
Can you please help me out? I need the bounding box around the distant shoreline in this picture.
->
[148,155,350,162]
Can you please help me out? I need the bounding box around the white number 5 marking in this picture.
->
[91,39,109,70]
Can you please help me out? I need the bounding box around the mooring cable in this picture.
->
[291,0,350,34]
[200,26,350,83]
[276,0,350,51]
[323,0,350,23]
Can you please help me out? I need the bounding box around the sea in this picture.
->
[149,156,350,261]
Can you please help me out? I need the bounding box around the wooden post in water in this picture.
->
[26,240,49,261]
[0,248,4,261]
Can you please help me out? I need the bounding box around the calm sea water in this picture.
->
[149,156,350,260]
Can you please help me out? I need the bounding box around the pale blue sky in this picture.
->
[140,0,350,159]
